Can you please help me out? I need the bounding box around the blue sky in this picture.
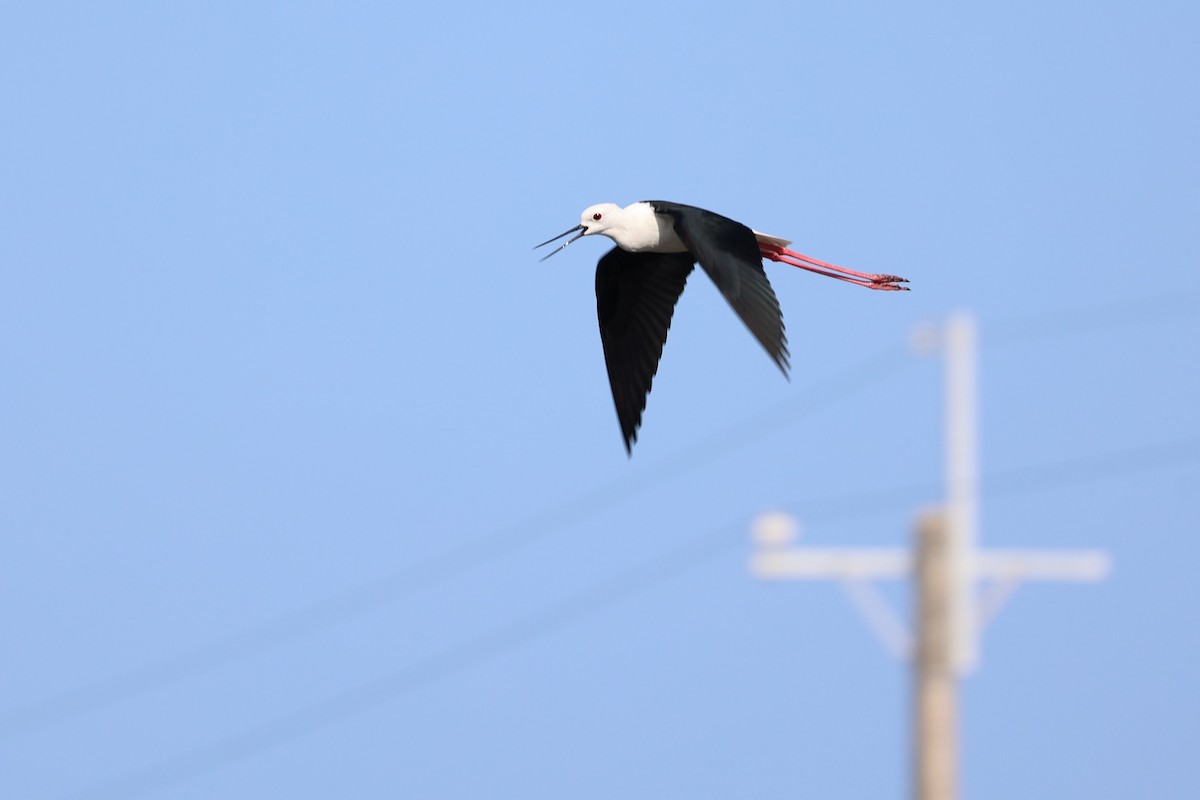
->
[3,2,1199,798]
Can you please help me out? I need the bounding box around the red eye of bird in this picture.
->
[593,213,602,220]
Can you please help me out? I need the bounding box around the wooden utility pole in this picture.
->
[913,510,956,800]
[749,313,1111,800]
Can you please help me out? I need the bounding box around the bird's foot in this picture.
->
[865,275,910,291]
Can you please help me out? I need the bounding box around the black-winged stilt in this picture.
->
[536,200,908,453]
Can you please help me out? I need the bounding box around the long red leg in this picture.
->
[759,242,909,291]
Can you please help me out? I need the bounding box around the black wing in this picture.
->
[596,247,695,453]
[647,200,789,376]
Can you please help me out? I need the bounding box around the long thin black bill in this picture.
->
[535,226,586,261]
[534,224,584,249]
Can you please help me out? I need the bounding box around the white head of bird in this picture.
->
[578,203,621,237]
[537,201,685,260]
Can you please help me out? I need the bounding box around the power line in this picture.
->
[6,292,1195,737]
[61,521,743,800]
[59,431,1200,799]
[785,433,1200,523]
[2,346,906,737]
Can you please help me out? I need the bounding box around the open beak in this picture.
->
[535,224,586,261]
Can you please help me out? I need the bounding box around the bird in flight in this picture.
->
[536,200,908,453]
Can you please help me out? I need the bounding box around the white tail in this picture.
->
[752,230,793,248]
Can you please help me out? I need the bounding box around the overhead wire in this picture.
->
[60,523,740,800]
[59,429,1200,800]
[2,344,907,737]
[7,292,1198,738]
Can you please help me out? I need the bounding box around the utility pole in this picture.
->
[943,313,979,675]
[749,313,1111,800]
[913,510,955,800]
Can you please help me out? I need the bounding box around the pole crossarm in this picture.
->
[750,545,1111,584]
[750,547,910,580]
[974,550,1112,581]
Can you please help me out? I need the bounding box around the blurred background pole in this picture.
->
[944,312,979,675]
[749,313,1110,800]
[913,510,956,800]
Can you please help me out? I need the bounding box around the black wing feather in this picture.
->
[647,201,790,375]
[596,247,695,453]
